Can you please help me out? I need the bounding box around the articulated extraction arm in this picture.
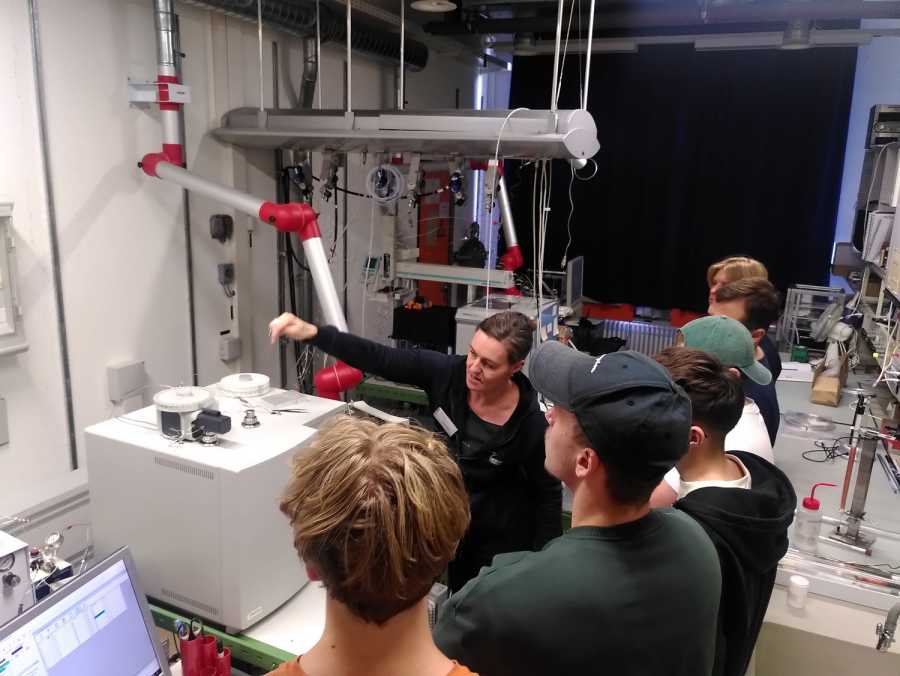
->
[140,153,361,399]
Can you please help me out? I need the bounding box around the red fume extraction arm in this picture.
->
[142,2,359,399]
[469,161,524,275]
[140,156,362,398]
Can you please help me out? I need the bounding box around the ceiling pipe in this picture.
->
[424,0,900,35]
[154,0,183,165]
[182,0,429,69]
[300,35,317,109]
[493,27,900,53]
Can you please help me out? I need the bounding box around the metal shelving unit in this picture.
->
[777,284,846,354]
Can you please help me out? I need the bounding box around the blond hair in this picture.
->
[279,416,470,624]
[706,256,768,288]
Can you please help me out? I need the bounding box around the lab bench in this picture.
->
[755,376,900,675]
[150,375,900,675]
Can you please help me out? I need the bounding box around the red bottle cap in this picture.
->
[802,482,836,510]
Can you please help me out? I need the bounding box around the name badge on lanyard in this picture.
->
[433,407,458,437]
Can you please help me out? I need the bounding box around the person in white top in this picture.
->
[650,315,773,507]
[727,398,773,464]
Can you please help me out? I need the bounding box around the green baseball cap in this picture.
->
[679,315,772,385]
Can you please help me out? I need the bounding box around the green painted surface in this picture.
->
[150,603,296,672]
[354,378,428,406]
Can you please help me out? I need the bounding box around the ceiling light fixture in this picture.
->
[410,0,457,12]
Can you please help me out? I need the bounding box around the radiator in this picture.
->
[598,320,678,357]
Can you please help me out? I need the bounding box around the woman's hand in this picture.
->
[269,312,318,343]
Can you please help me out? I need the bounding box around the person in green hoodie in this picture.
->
[655,346,797,676]
[434,344,722,676]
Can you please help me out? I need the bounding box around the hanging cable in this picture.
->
[577,0,583,109]
[573,158,599,180]
[582,0,596,109]
[550,0,565,112]
[562,163,575,268]
[555,0,577,109]
[485,108,530,305]
[346,0,353,113]
[399,0,405,110]
[362,199,378,337]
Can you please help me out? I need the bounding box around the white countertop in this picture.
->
[766,374,900,655]
[170,371,900,664]
[243,582,327,657]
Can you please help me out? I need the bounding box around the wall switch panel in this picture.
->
[219,335,241,362]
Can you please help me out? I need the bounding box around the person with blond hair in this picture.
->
[706,256,769,307]
[705,255,781,383]
[269,416,475,676]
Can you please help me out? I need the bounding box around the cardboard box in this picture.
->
[810,353,849,407]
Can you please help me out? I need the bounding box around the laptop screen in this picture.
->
[0,558,164,676]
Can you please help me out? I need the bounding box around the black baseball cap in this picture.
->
[528,342,693,481]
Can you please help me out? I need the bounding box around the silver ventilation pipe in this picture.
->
[300,35,317,109]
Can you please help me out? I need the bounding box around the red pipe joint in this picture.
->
[140,145,183,177]
[157,74,181,111]
[499,244,524,271]
[259,201,322,238]
[314,361,363,400]
[140,151,171,177]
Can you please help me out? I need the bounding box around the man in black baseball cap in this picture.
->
[434,343,722,676]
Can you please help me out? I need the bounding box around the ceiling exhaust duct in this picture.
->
[425,0,900,36]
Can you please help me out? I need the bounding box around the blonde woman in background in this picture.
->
[705,256,781,383]
[706,255,768,306]
[269,416,476,676]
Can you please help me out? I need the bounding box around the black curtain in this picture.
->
[508,44,857,312]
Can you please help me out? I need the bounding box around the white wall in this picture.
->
[0,0,70,489]
[833,23,900,263]
[0,0,479,511]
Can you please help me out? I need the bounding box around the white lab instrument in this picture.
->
[85,385,345,632]
[0,530,32,626]
[217,373,271,398]
[152,386,216,439]
[454,295,559,369]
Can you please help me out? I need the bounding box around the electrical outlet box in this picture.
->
[107,360,147,402]
[218,263,235,285]
[209,214,234,243]
[219,335,241,362]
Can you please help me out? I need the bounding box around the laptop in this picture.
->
[0,547,170,676]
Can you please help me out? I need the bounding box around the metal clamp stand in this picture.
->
[829,431,879,555]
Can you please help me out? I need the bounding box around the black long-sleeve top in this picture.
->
[309,326,563,588]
